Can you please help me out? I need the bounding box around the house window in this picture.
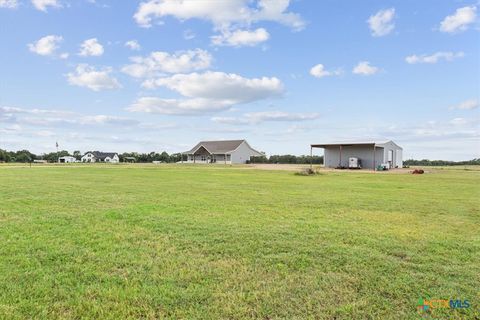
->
[201,155,206,161]
[227,155,231,161]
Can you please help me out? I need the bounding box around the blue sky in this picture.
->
[0,0,478,160]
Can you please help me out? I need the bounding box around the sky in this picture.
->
[0,0,479,160]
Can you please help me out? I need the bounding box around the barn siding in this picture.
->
[324,146,383,169]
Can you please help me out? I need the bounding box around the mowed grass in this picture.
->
[0,164,478,319]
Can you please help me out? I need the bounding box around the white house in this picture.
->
[81,151,119,163]
[310,140,403,170]
[58,156,77,163]
[182,140,263,164]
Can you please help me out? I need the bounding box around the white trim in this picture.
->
[190,144,213,155]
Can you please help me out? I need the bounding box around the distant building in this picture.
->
[58,156,77,163]
[182,140,263,164]
[310,140,403,170]
[81,151,119,163]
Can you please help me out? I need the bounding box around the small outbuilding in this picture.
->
[310,140,403,170]
[182,140,263,164]
[58,156,77,163]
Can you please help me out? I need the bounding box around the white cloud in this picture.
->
[367,8,395,37]
[66,64,121,91]
[79,38,104,57]
[309,64,342,78]
[450,99,479,110]
[0,0,17,8]
[211,111,319,125]
[133,0,305,30]
[352,61,379,75]
[440,6,477,33]
[28,35,63,56]
[129,71,283,115]
[211,28,269,47]
[143,71,283,101]
[125,40,141,51]
[183,29,196,40]
[31,0,60,12]
[210,116,248,125]
[405,51,464,64]
[245,111,319,123]
[450,117,468,125]
[127,97,230,115]
[122,49,212,78]
[80,115,139,126]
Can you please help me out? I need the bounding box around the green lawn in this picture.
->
[0,164,478,319]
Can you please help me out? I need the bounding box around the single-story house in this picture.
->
[58,156,77,163]
[81,151,119,163]
[310,140,403,170]
[182,140,263,164]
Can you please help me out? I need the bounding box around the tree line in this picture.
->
[403,158,480,166]
[0,148,324,164]
[1,148,478,165]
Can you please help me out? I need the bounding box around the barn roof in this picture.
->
[311,140,401,149]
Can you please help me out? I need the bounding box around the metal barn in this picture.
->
[310,140,403,170]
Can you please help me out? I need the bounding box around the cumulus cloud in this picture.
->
[129,71,283,115]
[352,61,379,75]
[127,97,231,115]
[309,64,342,78]
[143,71,283,100]
[66,64,121,91]
[28,35,63,56]
[133,0,305,30]
[211,28,270,47]
[405,51,464,64]
[0,0,17,8]
[440,6,477,33]
[367,8,395,37]
[125,40,141,51]
[122,49,212,78]
[450,99,479,110]
[79,38,104,57]
[31,0,60,12]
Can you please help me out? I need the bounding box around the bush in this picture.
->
[295,168,317,176]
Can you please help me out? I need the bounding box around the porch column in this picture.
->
[373,145,376,171]
[224,154,226,164]
[310,146,313,169]
[339,145,342,168]
[193,153,195,164]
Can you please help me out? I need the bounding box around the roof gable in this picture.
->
[186,140,245,154]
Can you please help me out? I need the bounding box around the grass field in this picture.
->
[0,164,478,319]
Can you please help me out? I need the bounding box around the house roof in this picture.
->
[85,151,118,160]
[311,140,401,149]
[184,140,263,155]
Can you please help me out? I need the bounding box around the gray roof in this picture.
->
[311,140,401,149]
[184,140,262,155]
[86,151,118,160]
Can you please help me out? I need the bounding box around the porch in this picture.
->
[183,146,232,164]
